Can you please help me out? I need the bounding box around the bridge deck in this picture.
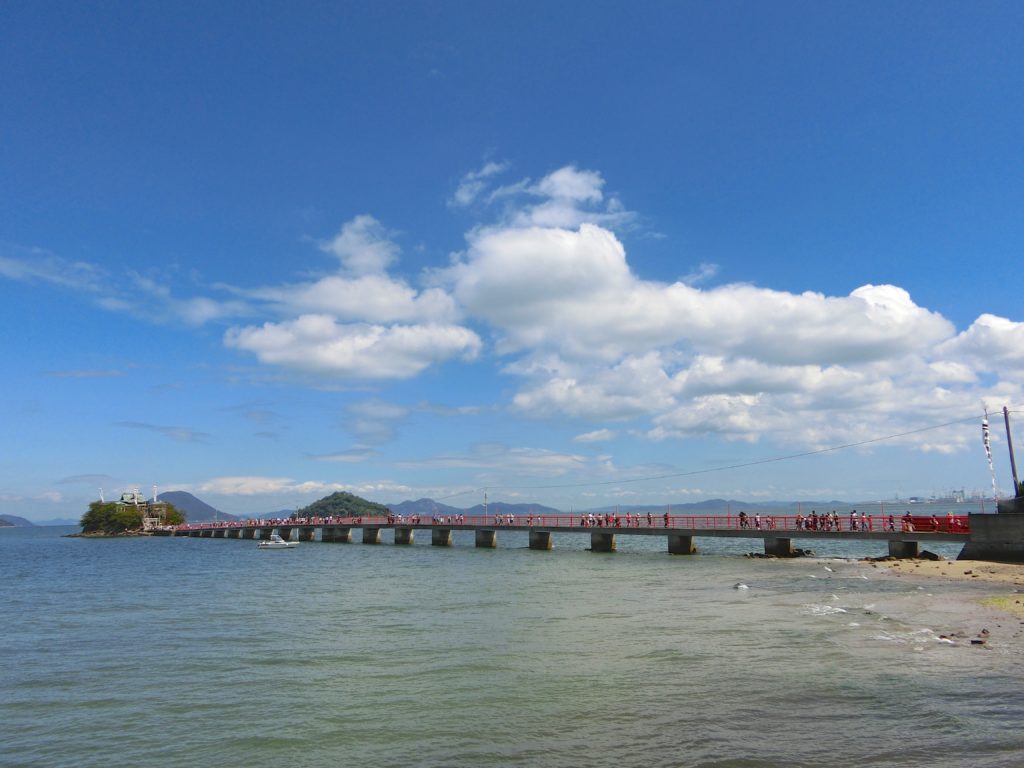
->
[175,513,970,544]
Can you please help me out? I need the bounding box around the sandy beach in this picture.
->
[859,558,1024,623]
[868,558,1024,586]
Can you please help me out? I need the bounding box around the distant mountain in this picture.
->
[0,514,35,527]
[389,498,465,517]
[158,491,238,522]
[388,498,563,518]
[34,518,80,527]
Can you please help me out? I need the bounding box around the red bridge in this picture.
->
[174,512,971,558]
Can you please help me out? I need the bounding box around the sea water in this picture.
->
[3,526,1023,767]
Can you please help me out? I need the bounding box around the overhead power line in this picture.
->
[435,410,990,500]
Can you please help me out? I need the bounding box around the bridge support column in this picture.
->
[298,527,315,542]
[432,528,452,547]
[241,528,255,539]
[590,532,616,552]
[394,527,414,545]
[668,534,696,554]
[889,540,919,558]
[213,529,226,538]
[326,527,351,543]
[257,528,273,540]
[362,527,380,544]
[529,530,552,550]
[475,529,496,548]
[226,529,240,538]
[277,528,293,542]
[200,529,213,538]
[764,537,793,557]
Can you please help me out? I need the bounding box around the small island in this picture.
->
[77,490,184,536]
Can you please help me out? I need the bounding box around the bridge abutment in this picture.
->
[958,513,1024,562]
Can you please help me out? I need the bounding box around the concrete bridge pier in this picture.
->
[432,528,452,548]
[590,532,616,552]
[278,527,294,542]
[668,534,696,554]
[529,530,552,550]
[394,527,414,545]
[213,529,226,538]
[764,537,793,557]
[200,529,213,538]
[432,528,453,547]
[888,540,919,558]
[241,528,255,539]
[298,527,315,542]
[323,527,351,543]
[362,527,381,544]
[475,529,496,548]
[227,529,240,539]
[257,528,273,540]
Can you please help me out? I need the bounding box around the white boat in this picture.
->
[257,533,296,549]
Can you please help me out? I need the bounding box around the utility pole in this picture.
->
[1006,406,1020,495]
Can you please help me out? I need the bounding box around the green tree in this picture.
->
[80,500,143,534]
[163,503,185,526]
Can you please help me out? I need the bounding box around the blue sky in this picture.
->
[2,1,1022,522]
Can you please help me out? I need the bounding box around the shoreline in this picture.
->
[863,557,1024,619]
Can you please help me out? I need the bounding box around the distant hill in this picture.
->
[388,498,563,518]
[157,491,239,522]
[389,498,465,517]
[34,518,79,526]
[0,514,35,527]
[463,501,562,516]
[299,492,390,518]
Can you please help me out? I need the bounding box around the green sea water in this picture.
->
[3,526,1023,767]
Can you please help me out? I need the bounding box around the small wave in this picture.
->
[804,604,847,616]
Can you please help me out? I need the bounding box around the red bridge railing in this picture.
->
[176,513,970,535]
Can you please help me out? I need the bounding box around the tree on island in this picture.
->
[296,491,390,519]
[80,500,184,534]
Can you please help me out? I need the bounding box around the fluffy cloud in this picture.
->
[938,314,1024,371]
[224,214,481,380]
[437,172,1020,451]
[225,315,481,379]
[320,215,399,275]
[246,275,458,324]
[449,223,953,365]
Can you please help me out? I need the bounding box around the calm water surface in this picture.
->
[3,526,1023,767]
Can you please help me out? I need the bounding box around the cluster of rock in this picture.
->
[745,547,815,559]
